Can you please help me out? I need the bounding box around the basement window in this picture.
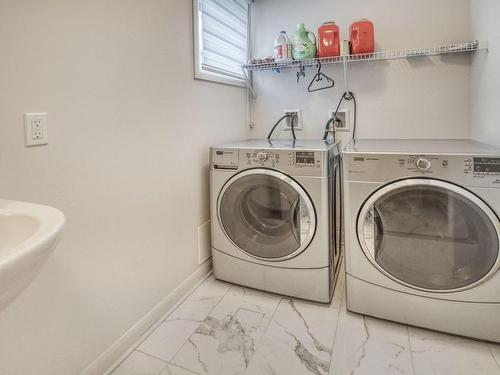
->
[193,0,250,87]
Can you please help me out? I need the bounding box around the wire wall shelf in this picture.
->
[243,41,484,72]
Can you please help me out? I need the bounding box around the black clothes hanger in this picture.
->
[308,62,335,92]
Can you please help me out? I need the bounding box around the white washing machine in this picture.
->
[343,139,500,342]
[210,139,343,303]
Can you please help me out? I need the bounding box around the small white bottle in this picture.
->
[274,31,292,62]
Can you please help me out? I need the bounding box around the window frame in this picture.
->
[192,0,250,88]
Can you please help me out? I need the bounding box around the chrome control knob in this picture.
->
[257,152,268,162]
[416,158,432,172]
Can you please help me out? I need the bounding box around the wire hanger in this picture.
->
[308,61,335,92]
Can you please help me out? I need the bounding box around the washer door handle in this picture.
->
[290,197,301,244]
[362,204,382,259]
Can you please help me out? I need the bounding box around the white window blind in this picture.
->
[198,0,249,81]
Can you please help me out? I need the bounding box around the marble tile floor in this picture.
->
[110,269,500,375]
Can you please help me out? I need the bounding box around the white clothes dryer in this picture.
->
[343,139,500,342]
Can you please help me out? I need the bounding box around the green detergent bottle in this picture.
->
[292,23,317,60]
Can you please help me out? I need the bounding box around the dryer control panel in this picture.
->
[345,153,500,187]
[472,157,500,176]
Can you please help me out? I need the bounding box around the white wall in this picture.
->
[471,0,500,146]
[251,0,472,142]
[0,1,248,374]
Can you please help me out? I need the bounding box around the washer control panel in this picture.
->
[210,147,328,176]
[242,149,322,171]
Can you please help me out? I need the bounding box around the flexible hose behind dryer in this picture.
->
[268,113,298,140]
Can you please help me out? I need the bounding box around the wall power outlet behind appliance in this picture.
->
[328,109,350,132]
[283,109,302,131]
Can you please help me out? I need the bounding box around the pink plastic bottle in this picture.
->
[318,22,340,58]
[350,19,374,55]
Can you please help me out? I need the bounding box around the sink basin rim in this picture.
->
[0,199,65,269]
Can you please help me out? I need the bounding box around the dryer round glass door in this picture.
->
[357,179,500,292]
[218,169,316,261]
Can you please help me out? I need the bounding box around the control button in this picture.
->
[257,152,268,162]
[415,158,432,172]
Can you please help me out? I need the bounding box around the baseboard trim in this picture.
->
[80,260,213,375]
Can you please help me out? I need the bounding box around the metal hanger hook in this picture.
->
[315,61,323,82]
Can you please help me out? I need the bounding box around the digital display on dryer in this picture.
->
[296,152,315,164]
[473,157,500,174]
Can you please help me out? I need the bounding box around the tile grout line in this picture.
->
[407,325,417,375]
[162,276,226,325]
[118,271,216,363]
[110,338,171,374]
[135,349,173,363]
[488,345,500,370]
[328,285,346,372]
[169,282,280,374]
[109,350,170,375]
[168,279,234,364]
[255,295,284,345]
[242,295,284,375]
[106,271,213,375]
[164,360,201,375]
[328,262,347,373]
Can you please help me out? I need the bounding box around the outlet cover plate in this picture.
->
[328,109,350,132]
[24,113,48,147]
[283,109,302,131]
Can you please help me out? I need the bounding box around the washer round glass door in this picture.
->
[358,179,500,292]
[218,169,316,261]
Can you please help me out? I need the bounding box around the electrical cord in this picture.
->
[323,91,357,141]
[322,117,335,141]
[267,113,298,140]
[290,113,297,140]
[267,114,289,139]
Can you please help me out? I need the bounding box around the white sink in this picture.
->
[0,199,65,311]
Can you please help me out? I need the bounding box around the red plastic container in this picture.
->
[350,19,374,55]
[318,22,340,58]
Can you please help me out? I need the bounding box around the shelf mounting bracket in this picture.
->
[297,64,306,83]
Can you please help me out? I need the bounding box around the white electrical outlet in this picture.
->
[328,109,350,132]
[283,109,302,131]
[24,113,48,147]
